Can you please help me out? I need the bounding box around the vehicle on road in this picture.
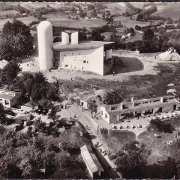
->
[26,121,34,126]
[14,124,24,131]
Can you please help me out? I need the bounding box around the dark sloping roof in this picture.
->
[81,145,104,173]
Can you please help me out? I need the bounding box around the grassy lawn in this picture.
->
[101,130,136,153]
[138,129,173,164]
[138,116,180,164]
[108,57,144,75]
[75,62,180,99]
[114,16,150,28]
[153,3,180,19]
[0,10,19,15]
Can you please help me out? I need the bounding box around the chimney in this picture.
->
[71,32,78,45]
[61,32,69,45]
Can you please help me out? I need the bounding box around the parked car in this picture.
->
[26,121,34,126]
[14,124,24,131]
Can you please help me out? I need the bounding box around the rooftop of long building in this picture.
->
[53,41,114,52]
[103,95,179,114]
[80,145,104,174]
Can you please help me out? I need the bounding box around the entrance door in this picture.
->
[174,105,177,111]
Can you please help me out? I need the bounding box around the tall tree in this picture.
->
[0,60,21,85]
[0,19,33,60]
[115,141,151,178]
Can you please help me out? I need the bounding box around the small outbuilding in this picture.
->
[80,145,104,178]
[0,89,21,108]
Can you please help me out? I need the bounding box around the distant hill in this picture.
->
[153,2,180,19]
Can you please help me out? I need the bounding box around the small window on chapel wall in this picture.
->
[105,114,107,118]
[83,61,86,63]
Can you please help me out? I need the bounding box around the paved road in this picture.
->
[64,104,121,178]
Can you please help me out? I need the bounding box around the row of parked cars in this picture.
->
[112,124,142,130]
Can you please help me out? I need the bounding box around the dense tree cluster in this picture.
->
[0,124,90,179]
[111,26,180,54]
[149,119,174,133]
[14,72,60,104]
[115,141,151,178]
[0,20,33,61]
[136,6,158,21]
[0,60,21,85]
[113,140,180,178]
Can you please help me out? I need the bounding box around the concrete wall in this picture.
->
[62,32,69,45]
[71,32,78,45]
[105,49,112,60]
[59,46,104,75]
[101,106,110,124]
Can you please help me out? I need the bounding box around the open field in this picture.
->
[108,57,144,75]
[6,2,64,10]
[114,16,150,28]
[101,130,136,153]
[153,2,180,19]
[0,10,19,15]
[44,13,106,29]
[104,3,127,15]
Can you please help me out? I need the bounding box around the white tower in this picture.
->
[37,21,53,70]
[61,32,69,45]
[71,32,79,45]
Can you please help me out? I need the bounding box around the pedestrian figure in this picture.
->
[49,69,51,72]
[113,71,115,76]
[149,92,152,97]
[71,77,73,81]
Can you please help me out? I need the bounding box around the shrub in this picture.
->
[109,154,117,160]
[150,119,174,133]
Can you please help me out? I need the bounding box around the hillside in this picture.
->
[153,2,180,19]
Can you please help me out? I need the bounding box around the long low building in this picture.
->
[100,96,180,124]
[80,145,104,178]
